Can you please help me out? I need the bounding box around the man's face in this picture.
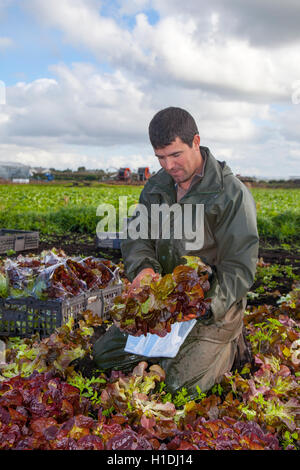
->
[154,135,202,186]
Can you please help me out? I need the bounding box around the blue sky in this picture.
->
[0,0,299,177]
[0,1,109,85]
[0,0,160,86]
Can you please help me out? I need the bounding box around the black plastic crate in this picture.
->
[0,284,122,338]
[0,229,39,254]
[95,232,122,250]
[96,218,130,250]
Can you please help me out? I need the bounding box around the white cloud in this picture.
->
[119,0,151,16]
[25,0,147,68]
[0,36,13,50]
[23,1,300,104]
[0,0,13,17]
[0,57,299,177]
[132,14,300,102]
[275,105,300,144]
[1,0,299,178]
[0,141,158,172]
[1,64,154,145]
[0,62,276,148]
[151,0,300,47]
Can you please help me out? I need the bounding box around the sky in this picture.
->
[0,0,300,178]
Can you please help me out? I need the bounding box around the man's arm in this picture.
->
[208,182,259,325]
[121,188,163,283]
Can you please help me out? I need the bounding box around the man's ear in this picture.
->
[193,134,200,149]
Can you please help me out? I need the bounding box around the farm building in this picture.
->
[0,161,31,180]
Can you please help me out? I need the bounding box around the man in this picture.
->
[93,107,259,397]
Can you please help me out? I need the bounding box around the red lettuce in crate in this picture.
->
[3,250,120,300]
[110,256,212,337]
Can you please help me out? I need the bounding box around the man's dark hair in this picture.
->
[149,107,199,149]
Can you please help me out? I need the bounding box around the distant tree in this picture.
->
[78,166,86,172]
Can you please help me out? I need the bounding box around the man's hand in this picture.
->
[128,268,159,295]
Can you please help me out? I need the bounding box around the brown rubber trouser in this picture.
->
[92,301,249,398]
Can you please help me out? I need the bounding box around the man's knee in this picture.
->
[92,325,151,372]
[92,324,127,368]
[160,339,237,397]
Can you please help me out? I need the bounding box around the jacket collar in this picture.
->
[147,146,230,197]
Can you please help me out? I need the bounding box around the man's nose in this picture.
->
[164,157,176,171]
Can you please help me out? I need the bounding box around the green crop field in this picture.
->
[0,184,141,236]
[251,188,300,244]
[0,184,299,244]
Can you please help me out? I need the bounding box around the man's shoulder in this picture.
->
[142,168,173,192]
[221,169,256,213]
[223,170,252,194]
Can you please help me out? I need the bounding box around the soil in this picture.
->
[249,242,300,307]
[37,234,123,265]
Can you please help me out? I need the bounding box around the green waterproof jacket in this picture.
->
[121,146,259,343]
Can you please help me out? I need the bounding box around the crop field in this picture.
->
[0,183,299,451]
[0,184,299,244]
[0,184,141,237]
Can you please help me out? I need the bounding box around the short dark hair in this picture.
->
[148,107,199,149]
